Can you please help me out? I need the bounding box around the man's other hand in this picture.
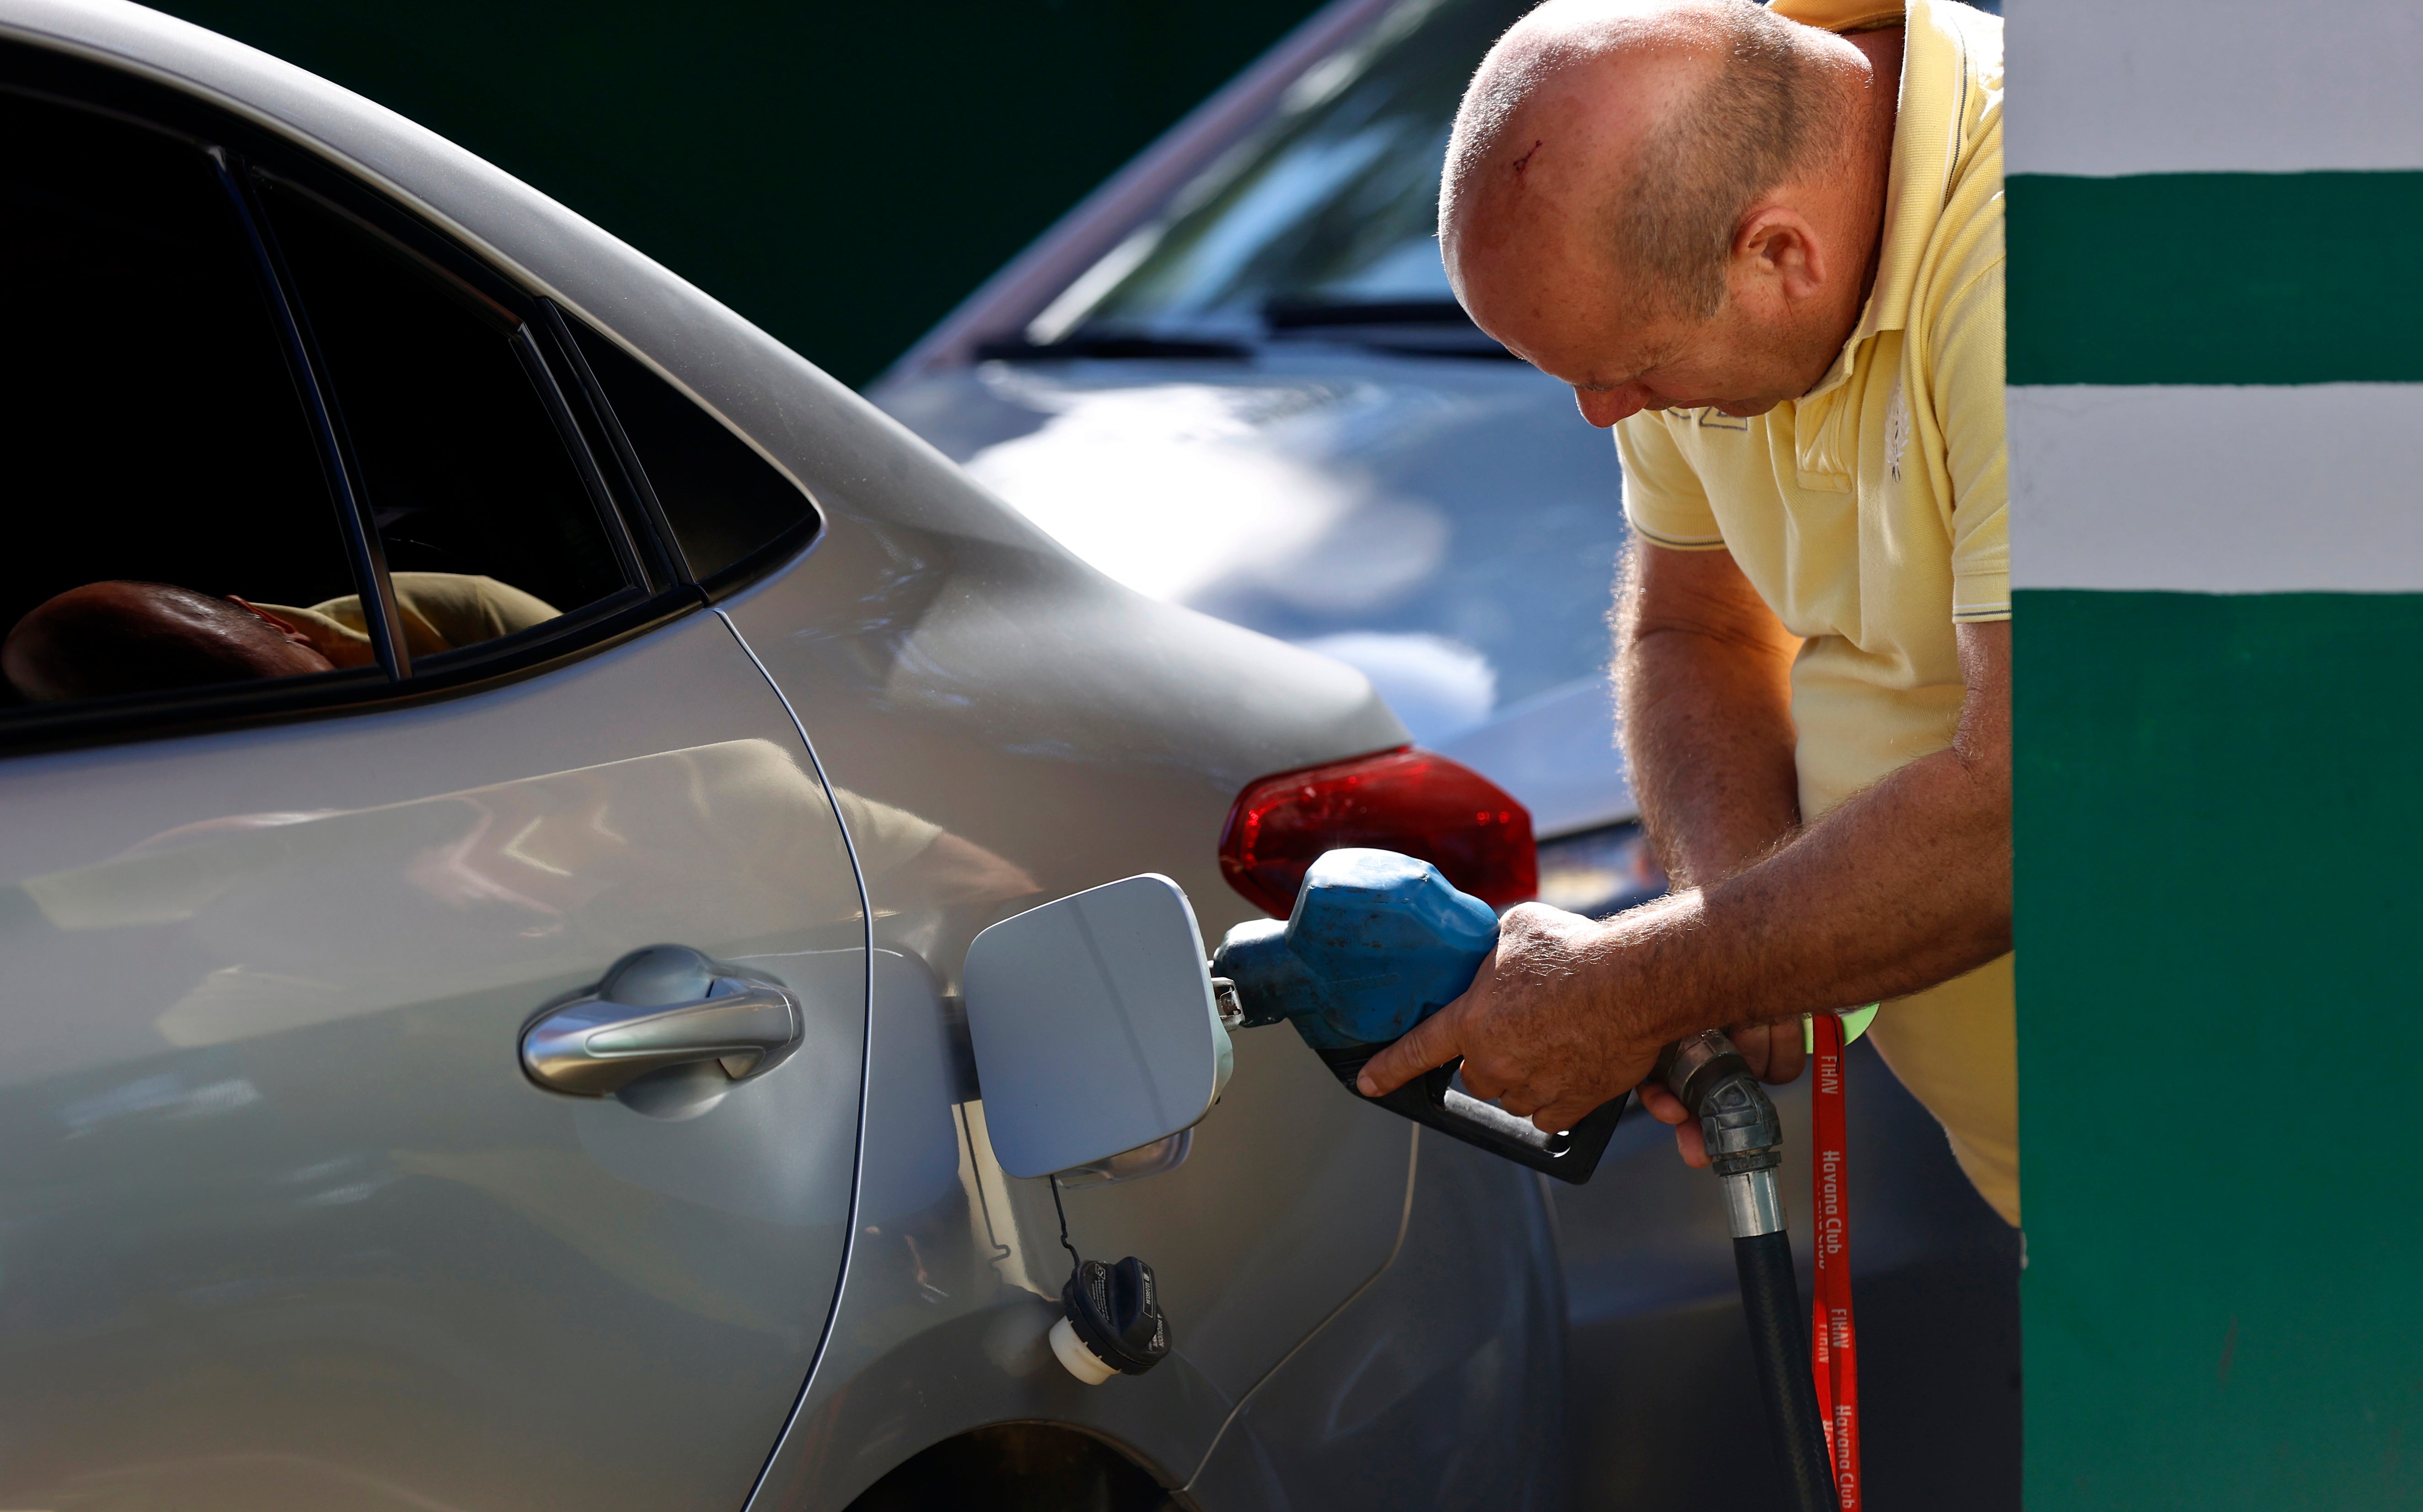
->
[1354,902,1662,1135]
[1635,1019,1807,1167]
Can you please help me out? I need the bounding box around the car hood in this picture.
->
[874,346,1639,836]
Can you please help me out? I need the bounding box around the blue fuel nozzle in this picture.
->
[1212,848,1500,1048]
[1210,847,1626,1183]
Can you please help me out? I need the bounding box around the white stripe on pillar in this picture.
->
[2005,0,2423,176]
[2009,383,2423,593]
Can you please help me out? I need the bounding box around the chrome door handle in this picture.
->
[521,944,800,1096]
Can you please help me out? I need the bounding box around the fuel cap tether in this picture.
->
[1045,1178,1169,1384]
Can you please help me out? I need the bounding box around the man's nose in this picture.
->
[1574,388,1648,428]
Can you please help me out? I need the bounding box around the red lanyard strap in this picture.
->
[1811,1012,1861,1511]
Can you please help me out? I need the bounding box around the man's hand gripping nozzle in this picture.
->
[1209,848,1628,1183]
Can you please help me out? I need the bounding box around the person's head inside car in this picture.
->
[2,580,336,703]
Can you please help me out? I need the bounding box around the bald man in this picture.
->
[1360,0,2016,1226]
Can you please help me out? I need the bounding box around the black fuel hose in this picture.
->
[1733,1230,1837,1511]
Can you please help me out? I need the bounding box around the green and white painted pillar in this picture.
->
[2007,2,2423,1505]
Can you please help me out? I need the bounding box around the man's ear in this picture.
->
[1732,205,1827,303]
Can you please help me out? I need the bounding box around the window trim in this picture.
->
[509,322,653,595]
[239,166,684,645]
[546,302,827,604]
[695,490,828,604]
[535,299,692,594]
[0,41,815,755]
[229,158,416,679]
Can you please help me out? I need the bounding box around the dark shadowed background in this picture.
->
[151,0,1327,387]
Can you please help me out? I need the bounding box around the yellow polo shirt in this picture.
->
[1615,0,2016,1223]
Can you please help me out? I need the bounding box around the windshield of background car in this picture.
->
[1028,0,1533,344]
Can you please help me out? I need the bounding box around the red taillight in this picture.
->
[1218,746,1537,918]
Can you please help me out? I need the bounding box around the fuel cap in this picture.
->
[1050,1255,1169,1384]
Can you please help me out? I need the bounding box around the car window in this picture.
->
[1035,0,1535,343]
[0,91,365,710]
[258,181,637,666]
[563,318,820,593]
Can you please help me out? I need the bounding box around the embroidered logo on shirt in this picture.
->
[1885,378,1912,482]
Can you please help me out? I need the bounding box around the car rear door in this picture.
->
[0,58,861,1512]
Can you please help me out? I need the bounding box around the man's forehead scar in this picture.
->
[1511,139,1545,175]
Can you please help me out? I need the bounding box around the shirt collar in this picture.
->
[1799,0,1965,402]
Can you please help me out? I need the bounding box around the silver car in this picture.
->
[0,3,1566,1509]
[874,0,2022,1505]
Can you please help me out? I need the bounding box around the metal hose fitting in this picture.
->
[1654,1027,1834,1510]
[1656,1029,1788,1238]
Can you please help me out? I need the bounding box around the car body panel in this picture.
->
[752,944,1419,1505]
[1431,677,1636,838]
[719,452,1453,1505]
[875,349,1637,832]
[1185,1130,1566,1511]
[0,612,863,1510]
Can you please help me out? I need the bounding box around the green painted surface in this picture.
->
[2016,587,2423,1510]
[2007,172,2423,386]
[150,0,1325,387]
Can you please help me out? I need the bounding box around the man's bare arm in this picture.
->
[1615,539,1803,890]
[1614,539,1808,1087]
[1359,582,2011,1133]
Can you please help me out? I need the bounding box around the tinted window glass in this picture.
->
[0,92,360,709]
[262,182,631,662]
[1047,0,1534,341]
[568,321,816,588]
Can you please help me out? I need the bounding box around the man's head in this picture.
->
[1440,0,1892,424]
[2,581,336,703]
